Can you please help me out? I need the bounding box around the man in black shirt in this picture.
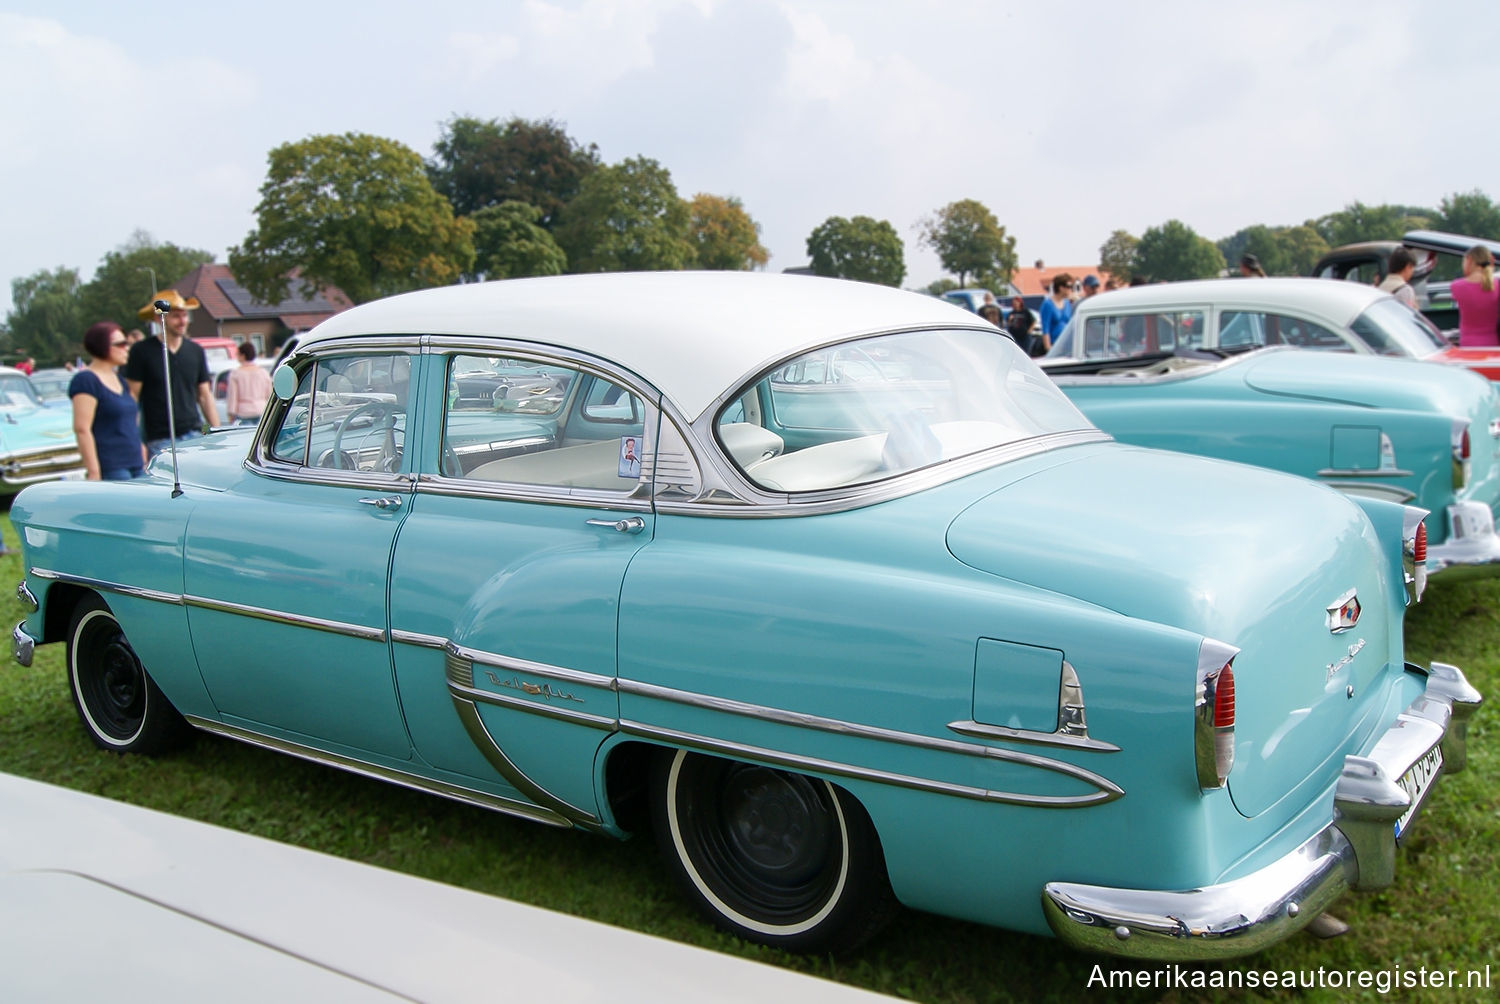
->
[126,290,219,459]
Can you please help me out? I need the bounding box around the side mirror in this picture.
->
[272,365,299,401]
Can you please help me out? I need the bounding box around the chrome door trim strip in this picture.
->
[390,629,449,649]
[183,594,386,643]
[29,568,183,606]
[183,715,571,828]
[945,720,1121,753]
[1317,468,1414,479]
[618,679,1122,801]
[620,721,1121,807]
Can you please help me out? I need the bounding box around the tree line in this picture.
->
[5,111,1498,363]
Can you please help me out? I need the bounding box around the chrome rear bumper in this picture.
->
[1427,501,1500,577]
[1042,662,1482,960]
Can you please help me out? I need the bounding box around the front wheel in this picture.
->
[66,594,190,754]
[650,749,896,953]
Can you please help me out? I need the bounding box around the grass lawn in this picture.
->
[0,512,1495,1002]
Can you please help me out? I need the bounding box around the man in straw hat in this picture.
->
[126,290,219,459]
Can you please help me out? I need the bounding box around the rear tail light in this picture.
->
[1195,639,1239,789]
[1403,507,1428,603]
[1452,419,1471,489]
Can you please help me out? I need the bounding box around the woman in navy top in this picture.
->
[70,321,146,480]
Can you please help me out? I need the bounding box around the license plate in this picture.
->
[59,470,85,481]
[1395,744,1443,838]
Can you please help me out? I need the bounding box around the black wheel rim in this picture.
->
[76,615,147,740]
[674,757,845,926]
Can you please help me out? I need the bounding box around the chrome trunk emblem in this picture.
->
[1326,589,1361,634]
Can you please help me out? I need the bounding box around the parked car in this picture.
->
[0,771,893,1002]
[26,367,72,405]
[939,286,1019,313]
[1312,230,1500,335]
[0,366,83,491]
[10,273,1479,961]
[1045,276,1500,381]
[1044,343,1500,575]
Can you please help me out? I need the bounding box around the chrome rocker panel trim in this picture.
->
[1425,500,1500,578]
[183,715,572,829]
[1041,661,1482,960]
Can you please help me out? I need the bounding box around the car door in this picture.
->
[388,347,659,825]
[183,349,418,759]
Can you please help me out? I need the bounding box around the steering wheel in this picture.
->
[331,400,399,472]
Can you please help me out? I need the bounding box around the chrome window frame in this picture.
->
[248,336,420,493]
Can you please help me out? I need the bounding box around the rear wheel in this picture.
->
[650,749,896,953]
[66,594,190,754]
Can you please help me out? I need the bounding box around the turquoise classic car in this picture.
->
[1044,346,1500,576]
[0,366,84,491]
[8,273,1481,960]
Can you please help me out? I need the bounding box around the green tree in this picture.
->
[1433,190,1500,238]
[1315,201,1430,246]
[925,278,960,296]
[1135,220,1225,281]
[231,132,475,305]
[468,201,567,281]
[554,157,694,273]
[1098,230,1140,283]
[687,194,769,270]
[427,116,600,226]
[916,199,1016,288]
[6,267,84,364]
[805,216,905,287]
[1277,224,1329,275]
[78,230,214,332]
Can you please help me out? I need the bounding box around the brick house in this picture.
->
[170,264,352,355]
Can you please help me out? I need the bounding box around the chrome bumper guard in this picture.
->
[1042,662,1482,960]
[12,621,36,668]
[1427,501,1500,577]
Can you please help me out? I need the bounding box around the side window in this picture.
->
[1174,311,1205,349]
[268,354,410,472]
[1219,311,1264,347]
[1268,313,1347,350]
[441,353,647,491]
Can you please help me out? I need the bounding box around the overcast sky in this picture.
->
[3,0,1495,317]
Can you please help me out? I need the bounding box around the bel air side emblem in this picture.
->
[1326,589,1360,634]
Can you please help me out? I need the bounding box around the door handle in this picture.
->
[358,495,403,511]
[586,516,645,534]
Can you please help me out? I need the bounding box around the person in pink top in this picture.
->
[225,341,272,425]
[1450,244,1500,346]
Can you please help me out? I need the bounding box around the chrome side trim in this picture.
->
[182,715,571,828]
[1316,468,1414,479]
[29,568,183,606]
[1320,481,1417,504]
[449,642,618,692]
[183,595,385,643]
[389,629,448,649]
[619,678,1123,803]
[448,679,618,730]
[945,720,1120,753]
[447,698,602,829]
[16,581,38,613]
[621,721,1120,807]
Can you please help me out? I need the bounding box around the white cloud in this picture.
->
[446,31,521,83]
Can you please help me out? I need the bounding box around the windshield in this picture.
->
[1349,298,1449,357]
[0,374,43,408]
[717,328,1092,493]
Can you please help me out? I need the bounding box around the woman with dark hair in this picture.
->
[70,321,146,480]
[1038,274,1075,354]
[1452,244,1500,347]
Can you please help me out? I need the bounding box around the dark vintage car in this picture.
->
[1312,230,1500,333]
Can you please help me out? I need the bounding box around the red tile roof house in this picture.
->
[1010,265,1116,297]
[170,264,353,356]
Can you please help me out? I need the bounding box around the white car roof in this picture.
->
[1078,277,1388,327]
[300,272,982,421]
